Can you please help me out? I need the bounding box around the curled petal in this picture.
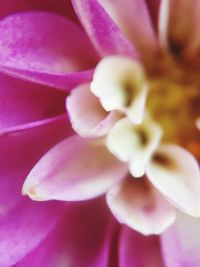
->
[106,176,176,235]
[66,84,120,137]
[22,135,128,201]
[147,145,200,216]
[91,56,147,123]
[107,117,162,177]
[0,12,97,72]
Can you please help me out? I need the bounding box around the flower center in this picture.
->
[91,55,200,164]
[146,60,200,160]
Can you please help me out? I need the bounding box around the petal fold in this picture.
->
[66,83,120,137]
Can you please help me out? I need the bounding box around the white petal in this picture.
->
[107,116,162,177]
[147,145,200,216]
[91,56,146,123]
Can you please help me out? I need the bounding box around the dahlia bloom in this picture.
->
[0,0,200,266]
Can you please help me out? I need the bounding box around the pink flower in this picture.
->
[0,0,200,266]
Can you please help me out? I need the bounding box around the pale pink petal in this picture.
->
[159,0,200,59]
[99,0,158,55]
[161,212,200,267]
[0,66,93,91]
[72,0,138,58]
[66,83,120,137]
[147,145,200,216]
[23,135,128,201]
[119,225,163,267]
[17,199,118,267]
[0,12,98,73]
[106,176,176,235]
[0,72,66,130]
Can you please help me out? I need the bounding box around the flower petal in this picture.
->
[147,145,200,216]
[66,83,120,137]
[0,116,71,266]
[119,225,163,267]
[0,66,93,91]
[0,115,71,215]
[0,72,66,130]
[107,117,162,177]
[0,200,64,267]
[99,0,158,55]
[23,135,128,201]
[159,0,200,59]
[146,0,161,32]
[161,211,200,267]
[0,12,98,72]
[91,56,146,123]
[106,176,176,235]
[72,0,137,58]
[16,199,118,267]
[0,0,78,22]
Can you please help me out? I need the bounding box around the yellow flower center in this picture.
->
[146,52,200,160]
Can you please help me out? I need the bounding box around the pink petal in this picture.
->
[99,0,158,55]
[0,0,78,23]
[66,83,120,137]
[23,135,128,201]
[161,212,200,267]
[17,199,118,267]
[72,0,138,58]
[106,176,176,235]
[0,200,64,267]
[147,145,200,216]
[0,115,71,216]
[0,116,72,266]
[119,225,163,267]
[0,12,98,73]
[0,72,66,130]
[0,66,93,91]
[159,0,200,59]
